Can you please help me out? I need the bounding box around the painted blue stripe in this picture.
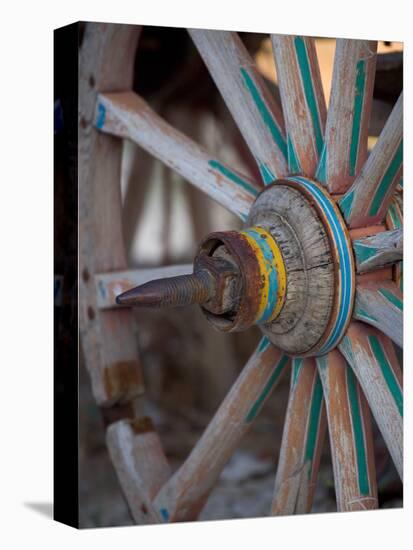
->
[96,103,106,129]
[243,228,279,323]
[286,177,353,354]
[160,508,169,521]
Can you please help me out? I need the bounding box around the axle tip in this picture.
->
[116,273,212,309]
[116,282,165,308]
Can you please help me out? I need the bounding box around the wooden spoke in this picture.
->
[271,358,326,515]
[271,35,326,177]
[386,198,403,292]
[79,24,144,406]
[339,93,403,228]
[353,229,402,274]
[106,418,171,524]
[153,338,289,522]
[316,40,377,193]
[316,351,378,511]
[95,92,259,220]
[339,322,403,479]
[189,29,288,183]
[354,281,403,348]
[387,197,403,231]
[95,264,193,310]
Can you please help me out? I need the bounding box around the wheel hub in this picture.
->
[117,177,355,356]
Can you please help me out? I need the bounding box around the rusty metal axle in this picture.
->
[116,227,287,335]
[116,270,213,308]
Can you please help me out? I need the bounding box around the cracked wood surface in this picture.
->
[317,350,377,511]
[79,23,143,406]
[189,29,287,183]
[272,358,326,515]
[339,93,403,228]
[353,280,403,347]
[106,418,171,524]
[353,229,402,273]
[271,35,326,177]
[339,322,403,479]
[317,40,377,193]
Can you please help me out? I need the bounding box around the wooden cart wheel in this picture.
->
[80,23,403,523]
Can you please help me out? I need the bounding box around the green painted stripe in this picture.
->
[368,139,403,216]
[304,373,324,462]
[349,60,366,177]
[258,161,276,185]
[368,335,403,417]
[354,306,378,324]
[353,242,378,265]
[240,67,288,161]
[208,160,259,197]
[292,358,304,387]
[294,37,324,157]
[315,144,327,183]
[245,355,289,422]
[346,367,370,495]
[287,135,301,173]
[387,203,402,229]
[338,189,355,220]
[378,287,403,311]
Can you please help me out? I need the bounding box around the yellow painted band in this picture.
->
[241,231,269,322]
[240,227,287,324]
[262,228,287,320]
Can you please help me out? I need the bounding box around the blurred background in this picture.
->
[78,27,403,527]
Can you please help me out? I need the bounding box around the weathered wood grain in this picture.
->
[189,29,287,183]
[95,92,259,221]
[271,35,326,177]
[349,224,386,240]
[356,267,393,285]
[386,198,403,292]
[248,181,335,355]
[317,351,378,512]
[339,93,403,228]
[353,229,402,273]
[354,281,403,347]
[274,176,355,356]
[153,338,289,522]
[339,323,403,479]
[317,40,377,193]
[95,264,193,309]
[106,418,171,524]
[271,358,326,515]
[79,23,143,406]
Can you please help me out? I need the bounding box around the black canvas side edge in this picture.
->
[53,22,79,528]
